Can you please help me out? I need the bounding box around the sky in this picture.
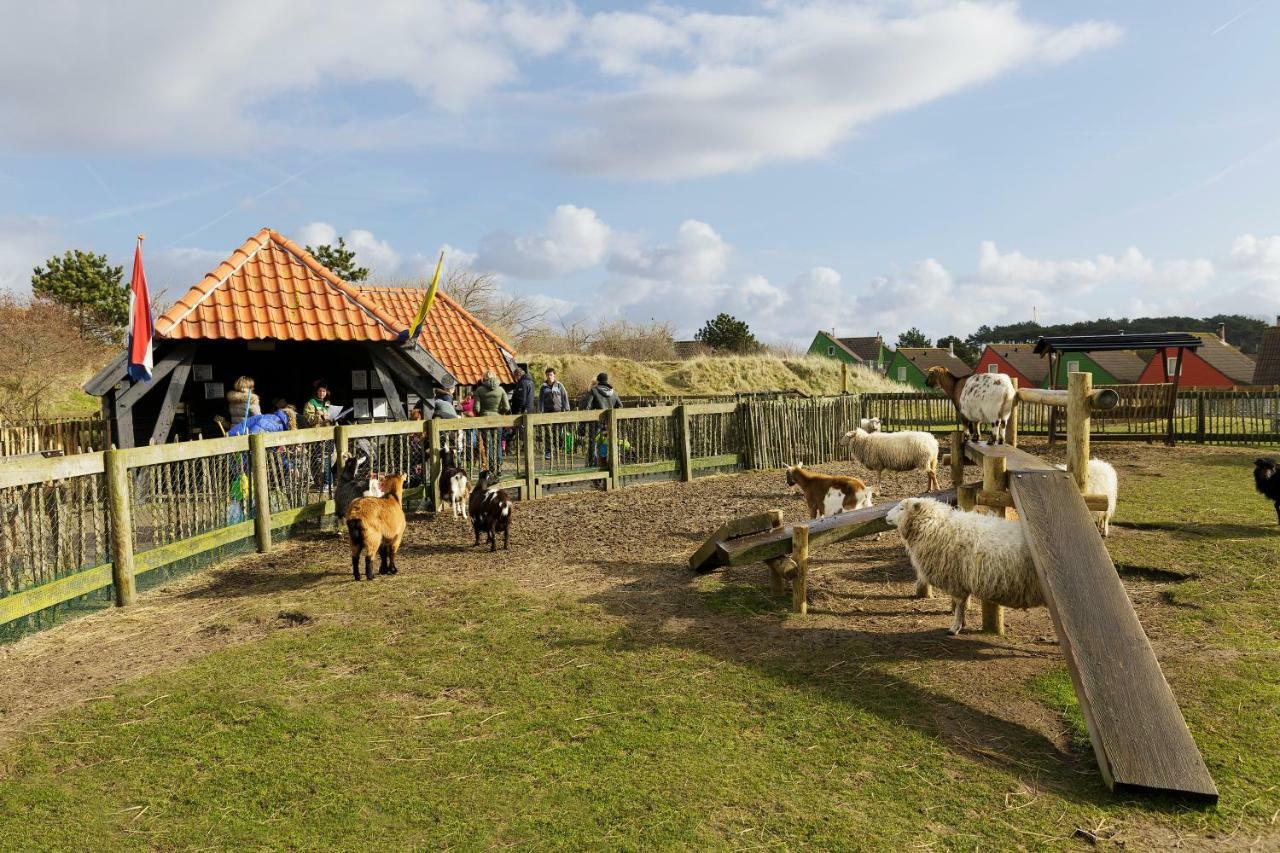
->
[2,0,1279,346]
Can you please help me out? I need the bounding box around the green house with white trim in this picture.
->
[883,347,973,389]
[807,332,892,372]
[1046,350,1147,387]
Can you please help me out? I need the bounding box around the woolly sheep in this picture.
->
[886,497,1043,635]
[926,367,1017,445]
[1055,459,1118,537]
[842,419,940,492]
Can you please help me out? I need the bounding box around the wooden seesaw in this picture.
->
[690,372,1218,802]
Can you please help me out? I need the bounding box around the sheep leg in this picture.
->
[948,595,968,635]
[364,555,374,581]
[914,572,932,599]
[926,466,939,492]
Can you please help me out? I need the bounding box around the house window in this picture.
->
[987,363,998,373]
[897,366,907,382]
[827,345,835,356]
[1067,360,1080,374]
[1167,357,1181,377]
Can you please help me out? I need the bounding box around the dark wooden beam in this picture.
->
[148,348,195,446]
[365,346,406,421]
[395,341,455,387]
[1168,346,1186,446]
[117,342,196,408]
[370,347,437,414]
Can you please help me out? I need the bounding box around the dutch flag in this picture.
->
[127,235,154,382]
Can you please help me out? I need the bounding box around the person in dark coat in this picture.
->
[538,367,570,413]
[581,373,622,411]
[509,367,535,415]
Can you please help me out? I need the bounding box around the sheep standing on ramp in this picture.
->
[886,497,1044,635]
[842,417,940,492]
[926,366,1016,444]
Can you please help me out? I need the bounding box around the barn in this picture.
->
[85,228,515,448]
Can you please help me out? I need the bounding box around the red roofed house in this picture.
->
[86,228,515,447]
[973,343,1049,388]
[1137,329,1257,389]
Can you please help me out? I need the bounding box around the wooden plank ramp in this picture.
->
[1009,468,1218,802]
[690,488,958,573]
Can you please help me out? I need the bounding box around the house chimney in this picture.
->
[948,339,954,357]
[1217,322,1227,343]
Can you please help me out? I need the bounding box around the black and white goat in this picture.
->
[468,469,512,551]
[335,447,382,521]
[439,448,470,521]
[1255,458,1280,526]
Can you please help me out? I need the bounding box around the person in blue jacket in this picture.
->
[227,402,297,435]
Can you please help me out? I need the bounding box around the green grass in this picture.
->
[1,447,1279,848]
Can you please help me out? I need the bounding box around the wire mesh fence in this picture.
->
[130,450,250,553]
[266,435,336,514]
[617,411,677,469]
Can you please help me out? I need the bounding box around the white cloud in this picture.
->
[294,223,400,277]
[477,204,611,278]
[0,216,61,294]
[0,1,572,152]
[558,3,1121,179]
[1227,233,1280,280]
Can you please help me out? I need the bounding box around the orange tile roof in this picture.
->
[360,287,513,386]
[155,228,514,385]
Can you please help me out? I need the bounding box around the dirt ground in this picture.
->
[0,438,1200,757]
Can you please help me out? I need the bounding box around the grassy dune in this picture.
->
[522,352,907,397]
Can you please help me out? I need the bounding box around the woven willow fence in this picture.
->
[0,416,109,458]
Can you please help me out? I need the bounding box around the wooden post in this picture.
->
[1007,376,1019,447]
[522,414,537,501]
[980,453,1008,635]
[1067,371,1091,493]
[1195,393,1206,445]
[841,361,848,395]
[1168,346,1185,446]
[104,448,137,607]
[791,523,809,615]
[428,419,443,511]
[249,432,272,553]
[950,430,965,488]
[677,404,693,482]
[335,424,351,467]
[606,408,621,490]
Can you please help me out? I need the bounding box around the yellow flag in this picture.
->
[404,250,444,342]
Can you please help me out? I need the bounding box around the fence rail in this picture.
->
[0,416,109,458]
[5,387,1279,638]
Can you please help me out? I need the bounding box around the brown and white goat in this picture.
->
[925,366,1016,445]
[346,474,406,581]
[784,463,873,519]
[468,469,512,551]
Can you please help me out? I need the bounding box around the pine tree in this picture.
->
[305,237,369,282]
[695,313,761,353]
[30,249,127,344]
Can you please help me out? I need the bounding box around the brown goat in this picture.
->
[345,474,406,581]
[784,463,873,519]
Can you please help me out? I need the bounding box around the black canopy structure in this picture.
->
[1033,333,1203,445]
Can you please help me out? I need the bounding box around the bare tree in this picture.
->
[441,270,547,342]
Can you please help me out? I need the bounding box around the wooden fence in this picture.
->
[859,386,1280,445]
[0,416,109,458]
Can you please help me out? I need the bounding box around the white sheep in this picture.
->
[886,497,1043,635]
[1055,458,1118,537]
[926,367,1017,444]
[842,418,940,492]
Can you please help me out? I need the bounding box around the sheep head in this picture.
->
[859,417,882,432]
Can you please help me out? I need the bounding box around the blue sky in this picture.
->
[2,1,1278,344]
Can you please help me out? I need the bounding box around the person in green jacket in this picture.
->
[473,371,511,471]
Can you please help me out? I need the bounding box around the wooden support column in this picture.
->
[104,448,137,607]
[950,430,965,488]
[1067,371,1091,493]
[606,408,621,490]
[841,362,849,395]
[980,453,1008,635]
[335,424,351,467]
[249,432,272,553]
[1007,377,1019,447]
[522,414,537,501]
[367,349,407,421]
[428,419,443,511]
[1168,346,1185,446]
[791,523,809,615]
[677,404,693,482]
[148,349,195,446]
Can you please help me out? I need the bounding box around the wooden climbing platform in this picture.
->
[1009,468,1218,801]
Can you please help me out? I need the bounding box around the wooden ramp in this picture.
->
[689,488,957,573]
[1009,469,1218,802]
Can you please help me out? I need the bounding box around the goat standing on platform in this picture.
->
[926,366,1016,445]
[785,463,873,519]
